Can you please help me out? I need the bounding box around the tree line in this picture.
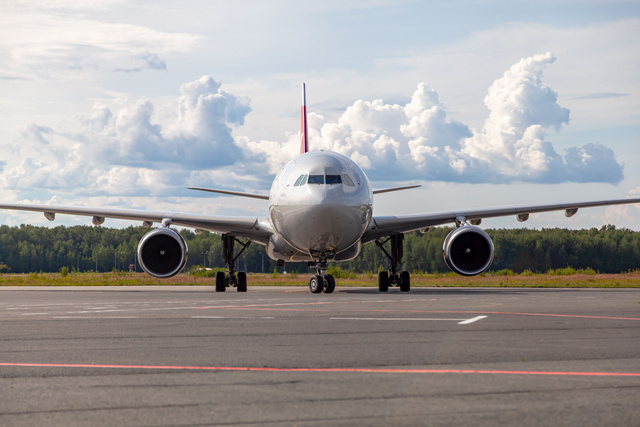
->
[0,224,638,274]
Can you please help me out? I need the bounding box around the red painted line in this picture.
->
[194,307,329,312]
[1,362,639,377]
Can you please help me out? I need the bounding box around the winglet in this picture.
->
[300,83,309,154]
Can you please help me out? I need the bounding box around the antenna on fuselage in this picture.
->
[300,83,309,154]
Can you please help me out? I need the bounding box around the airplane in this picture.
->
[1,83,639,293]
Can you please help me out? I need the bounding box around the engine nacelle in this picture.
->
[443,225,494,276]
[137,228,188,278]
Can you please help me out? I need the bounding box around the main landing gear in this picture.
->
[308,257,335,294]
[375,234,410,292]
[215,234,251,292]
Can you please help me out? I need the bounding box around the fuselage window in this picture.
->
[293,174,307,186]
[341,174,355,186]
[308,175,324,184]
[326,175,342,185]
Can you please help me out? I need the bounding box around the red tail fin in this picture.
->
[300,83,309,154]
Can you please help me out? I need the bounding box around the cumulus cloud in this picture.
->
[2,124,91,192]
[85,75,250,169]
[0,54,625,206]
[246,52,623,184]
[0,75,251,198]
[460,52,622,183]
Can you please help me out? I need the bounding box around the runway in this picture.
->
[1,286,639,426]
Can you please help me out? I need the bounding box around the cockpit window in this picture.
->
[308,175,324,184]
[326,175,342,185]
[341,174,355,186]
[293,174,307,186]
[299,174,354,186]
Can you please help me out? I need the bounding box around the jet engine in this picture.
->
[443,225,494,276]
[137,228,188,278]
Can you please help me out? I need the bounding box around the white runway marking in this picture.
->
[191,316,275,320]
[192,316,225,319]
[331,316,488,324]
[52,316,140,319]
[458,315,487,324]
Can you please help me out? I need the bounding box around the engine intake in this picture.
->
[137,228,188,278]
[443,225,494,276]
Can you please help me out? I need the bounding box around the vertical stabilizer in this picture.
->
[300,83,309,154]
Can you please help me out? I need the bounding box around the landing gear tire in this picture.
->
[323,274,335,293]
[309,275,324,293]
[378,271,389,292]
[220,234,251,293]
[399,270,410,292]
[215,271,226,292]
[237,272,247,292]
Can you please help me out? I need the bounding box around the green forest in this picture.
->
[0,224,638,274]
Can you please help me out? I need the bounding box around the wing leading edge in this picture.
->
[187,187,270,200]
[362,198,640,244]
[0,203,274,245]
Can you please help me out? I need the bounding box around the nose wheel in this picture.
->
[309,274,335,293]
[308,257,335,293]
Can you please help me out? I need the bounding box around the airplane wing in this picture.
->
[187,187,270,200]
[373,185,421,195]
[0,203,274,245]
[361,198,640,244]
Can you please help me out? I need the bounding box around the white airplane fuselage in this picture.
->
[266,150,373,263]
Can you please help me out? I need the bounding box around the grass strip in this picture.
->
[0,271,638,288]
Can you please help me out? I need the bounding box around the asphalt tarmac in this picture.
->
[0,285,639,426]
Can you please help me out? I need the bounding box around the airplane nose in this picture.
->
[306,181,345,205]
[296,203,367,253]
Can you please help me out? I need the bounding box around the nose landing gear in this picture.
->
[308,257,335,294]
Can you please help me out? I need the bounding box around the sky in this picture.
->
[0,0,639,231]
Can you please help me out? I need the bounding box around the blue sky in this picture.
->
[0,0,638,229]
